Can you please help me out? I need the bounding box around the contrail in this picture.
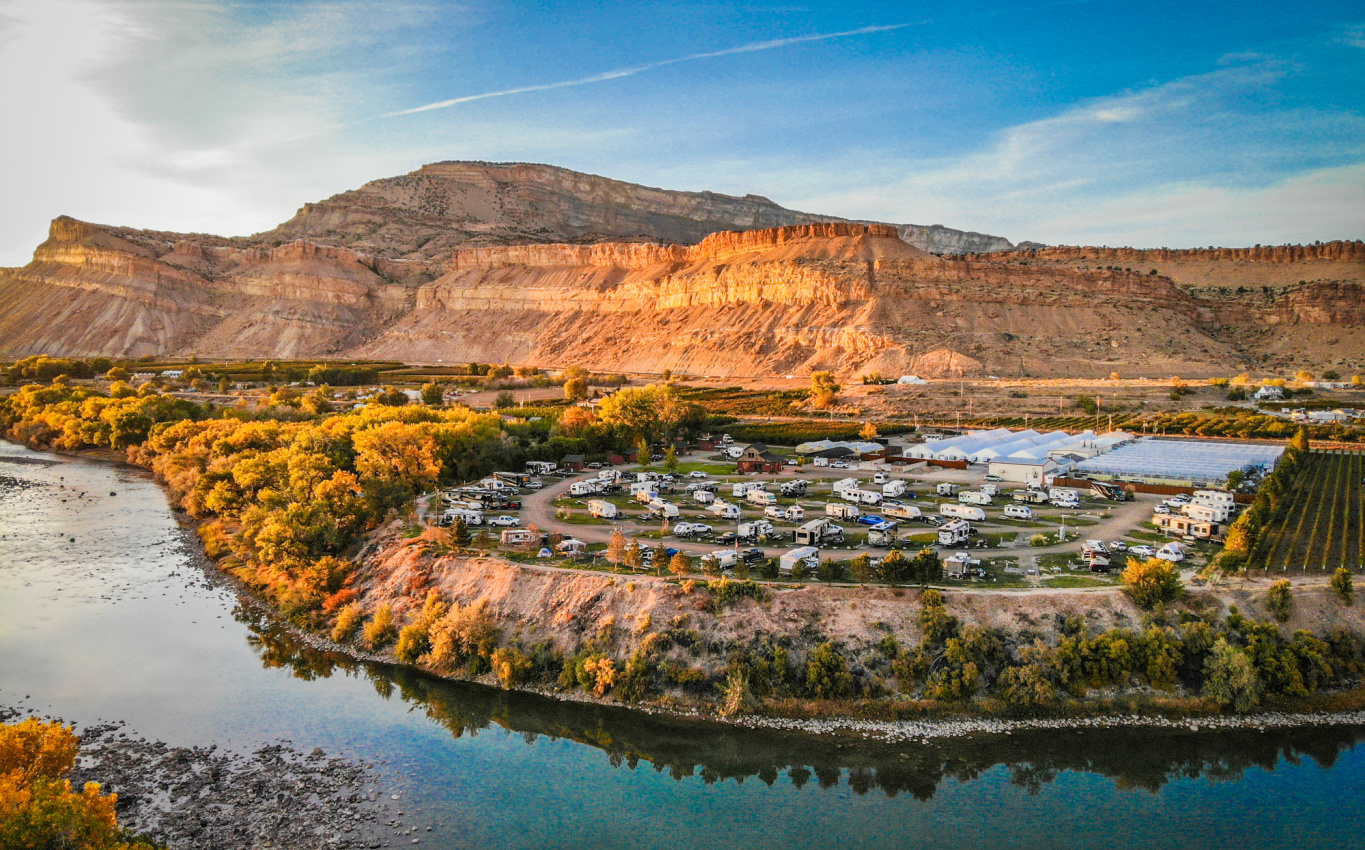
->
[383,23,912,118]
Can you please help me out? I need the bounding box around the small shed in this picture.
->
[986,455,1059,486]
[562,454,586,472]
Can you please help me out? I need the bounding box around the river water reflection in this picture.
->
[1,440,1362,849]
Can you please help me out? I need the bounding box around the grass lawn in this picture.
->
[555,512,610,526]
[1038,552,1081,570]
[1126,529,1167,542]
[1043,574,1118,588]
[635,461,737,475]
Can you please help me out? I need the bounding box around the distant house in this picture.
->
[737,443,784,473]
[159,370,184,379]
[1254,385,1285,401]
[561,454,586,472]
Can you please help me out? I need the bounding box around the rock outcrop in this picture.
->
[261,161,1019,257]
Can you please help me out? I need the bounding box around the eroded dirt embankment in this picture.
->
[353,526,1365,707]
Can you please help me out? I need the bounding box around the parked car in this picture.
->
[1154,505,1171,514]
[487,516,520,527]
[985,474,1003,482]
[1129,545,1157,558]
[856,514,887,526]
[830,461,848,469]
[587,462,602,469]
[689,471,708,478]
[1108,541,1128,552]
[716,532,738,544]
[740,548,766,564]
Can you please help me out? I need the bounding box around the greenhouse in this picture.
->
[1073,438,1284,483]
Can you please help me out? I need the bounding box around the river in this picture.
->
[2,440,1363,849]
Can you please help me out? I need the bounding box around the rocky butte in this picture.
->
[0,162,1361,375]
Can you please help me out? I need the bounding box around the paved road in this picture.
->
[520,468,1164,565]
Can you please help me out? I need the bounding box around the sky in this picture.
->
[0,0,1362,264]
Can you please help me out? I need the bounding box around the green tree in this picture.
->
[1076,395,1099,415]
[218,376,231,393]
[909,548,943,585]
[816,558,846,583]
[668,551,693,577]
[662,445,679,475]
[1331,568,1354,606]
[495,390,516,409]
[104,366,129,382]
[421,382,445,405]
[635,436,652,469]
[1203,637,1261,712]
[879,549,910,584]
[449,518,471,548]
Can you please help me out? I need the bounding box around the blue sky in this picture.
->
[0,0,1362,264]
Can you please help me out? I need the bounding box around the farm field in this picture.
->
[1253,449,1364,570]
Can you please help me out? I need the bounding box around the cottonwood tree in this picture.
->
[809,372,840,408]
[606,529,627,566]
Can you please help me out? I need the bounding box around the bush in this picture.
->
[394,622,430,663]
[805,642,852,698]
[363,603,398,649]
[1203,637,1262,712]
[1331,568,1354,606]
[708,577,767,607]
[491,647,533,688]
[1266,579,1293,621]
[331,602,364,642]
[1121,557,1184,608]
[1029,533,1049,547]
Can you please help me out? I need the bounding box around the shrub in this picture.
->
[394,623,430,663]
[1266,579,1293,621]
[1331,568,1354,606]
[1029,533,1050,547]
[1121,557,1184,608]
[491,647,533,688]
[805,642,852,698]
[363,603,398,649]
[708,577,767,607]
[331,602,364,642]
[427,602,498,670]
[1203,638,1262,712]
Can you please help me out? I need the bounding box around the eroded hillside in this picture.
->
[1,217,1361,375]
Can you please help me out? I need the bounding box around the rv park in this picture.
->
[427,429,1284,589]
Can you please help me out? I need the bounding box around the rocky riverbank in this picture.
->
[0,705,432,849]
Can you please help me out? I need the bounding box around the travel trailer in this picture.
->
[940,503,986,521]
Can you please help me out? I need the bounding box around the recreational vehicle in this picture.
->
[1003,504,1033,520]
[588,500,618,519]
[710,500,742,520]
[936,482,960,497]
[1012,489,1049,504]
[747,489,778,507]
[795,519,844,546]
[937,519,972,547]
[780,547,820,575]
[881,502,922,521]
[940,503,986,521]
[958,490,993,506]
[826,502,861,520]
[882,479,907,498]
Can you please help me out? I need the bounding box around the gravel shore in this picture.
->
[1,706,432,849]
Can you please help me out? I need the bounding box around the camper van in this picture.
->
[936,482,960,497]
[747,489,778,507]
[937,519,972,546]
[1090,481,1130,501]
[1003,504,1033,520]
[780,481,808,497]
[588,500,618,519]
[882,479,907,498]
[958,490,993,506]
[812,457,829,467]
[780,547,820,575]
[881,502,922,521]
[692,489,715,505]
[710,500,742,520]
[795,519,844,546]
[785,505,805,523]
[1012,489,1049,504]
[826,502,861,520]
[940,503,986,522]
[443,509,483,526]
[853,489,884,506]
[1048,487,1079,503]
[526,461,558,476]
[873,472,890,485]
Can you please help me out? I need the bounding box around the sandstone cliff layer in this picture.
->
[2,217,1361,375]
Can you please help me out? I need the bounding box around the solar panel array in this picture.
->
[1074,438,1284,481]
